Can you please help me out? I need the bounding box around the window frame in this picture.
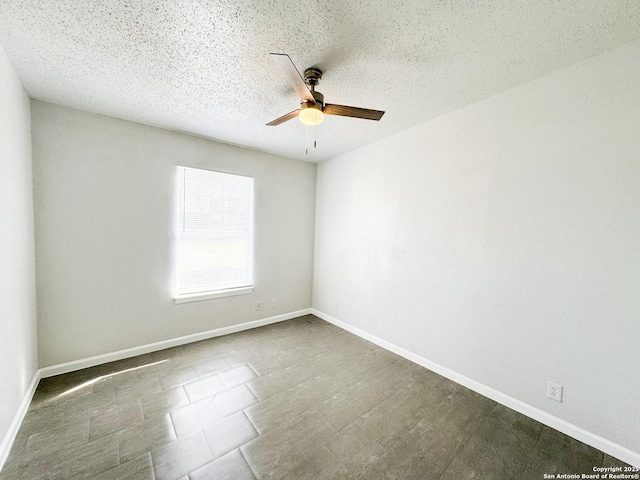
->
[173,166,255,304]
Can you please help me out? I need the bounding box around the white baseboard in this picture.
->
[6,309,637,469]
[311,308,640,468]
[0,369,41,472]
[40,308,312,378]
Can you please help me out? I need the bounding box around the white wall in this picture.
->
[0,47,38,454]
[32,102,316,367]
[314,39,640,456]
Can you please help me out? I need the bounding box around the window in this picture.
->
[175,166,254,302]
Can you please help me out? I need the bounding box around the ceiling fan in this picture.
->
[266,53,385,127]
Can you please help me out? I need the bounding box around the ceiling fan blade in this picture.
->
[323,104,385,121]
[266,109,300,126]
[270,53,315,103]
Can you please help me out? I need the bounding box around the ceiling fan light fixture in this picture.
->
[266,53,384,128]
[299,103,324,125]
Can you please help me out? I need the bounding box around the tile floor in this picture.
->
[0,314,630,479]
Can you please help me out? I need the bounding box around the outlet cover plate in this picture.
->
[547,381,563,402]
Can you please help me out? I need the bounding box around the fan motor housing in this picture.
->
[309,90,324,106]
[304,67,322,87]
[304,67,324,107]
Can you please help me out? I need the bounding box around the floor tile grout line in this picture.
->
[245,378,347,437]
[242,410,262,438]
[435,402,499,480]
[167,410,178,439]
[238,447,259,480]
[244,354,405,422]
[520,423,545,477]
[245,362,261,379]
[149,449,157,480]
[329,376,410,439]
[244,380,260,401]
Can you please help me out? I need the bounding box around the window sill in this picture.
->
[174,286,254,304]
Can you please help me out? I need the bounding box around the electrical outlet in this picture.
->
[331,301,338,315]
[270,298,277,308]
[255,300,261,311]
[547,382,563,402]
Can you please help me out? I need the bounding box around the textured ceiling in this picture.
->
[1,1,639,162]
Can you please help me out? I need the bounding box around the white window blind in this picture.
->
[177,166,254,296]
